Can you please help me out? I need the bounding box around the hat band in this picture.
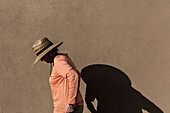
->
[36,43,53,56]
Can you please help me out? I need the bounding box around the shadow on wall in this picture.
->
[81,64,163,113]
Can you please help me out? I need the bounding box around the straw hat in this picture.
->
[32,37,63,65]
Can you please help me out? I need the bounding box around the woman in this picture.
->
[32,38,84,113]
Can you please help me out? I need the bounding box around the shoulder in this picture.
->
[53,53,73,73]
[54,53,68,62]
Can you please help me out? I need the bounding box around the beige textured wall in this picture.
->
[0,0,169,113]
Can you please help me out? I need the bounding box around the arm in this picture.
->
[57,59,79,112]
[67,69,79,105]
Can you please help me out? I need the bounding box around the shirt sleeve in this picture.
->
[57,59,79,104]
[55,59,72,77]
[67,69,79,104]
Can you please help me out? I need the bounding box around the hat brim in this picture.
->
[33,42,63,65]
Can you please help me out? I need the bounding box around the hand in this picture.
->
[65,104,74,113]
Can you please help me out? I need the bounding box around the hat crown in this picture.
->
[32,37,53,54]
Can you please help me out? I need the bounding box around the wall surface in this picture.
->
[0,0,169,113]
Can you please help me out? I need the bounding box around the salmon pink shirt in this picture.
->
[49,53,83,113]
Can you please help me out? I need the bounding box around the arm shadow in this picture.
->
[81,64,163,113]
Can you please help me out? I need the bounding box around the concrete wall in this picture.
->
[0,0,169,112]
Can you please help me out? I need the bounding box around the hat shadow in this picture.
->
[81,64,163,113]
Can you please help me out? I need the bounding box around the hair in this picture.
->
[49,47,59,59]
[50,47,59,53]
[40,47,59,61]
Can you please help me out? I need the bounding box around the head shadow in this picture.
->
[81,64,163,113]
